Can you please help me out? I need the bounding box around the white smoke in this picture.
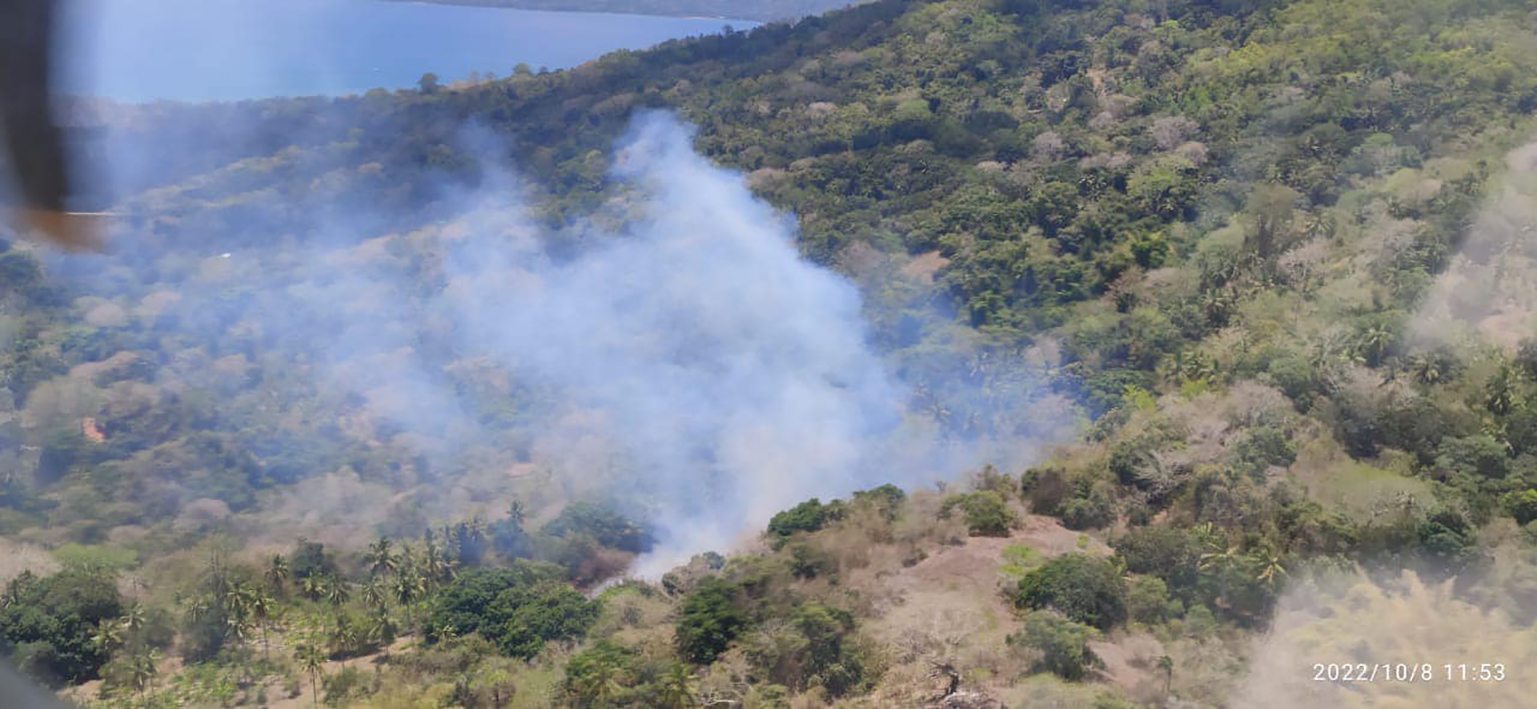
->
[1410,140,1537,350]
[33,111,1056,574]
[436,113,917,572]
[1232,567,1537,708]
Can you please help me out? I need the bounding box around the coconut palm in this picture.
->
[265,554,290,594]
[296,642,326,708]
[184,595,212,623]
[122,603,148,637]
[332,618,360,664]
[301,574,328,602]
[393,570,427,629]
[361,578,387,611]
[91,619,123,655]
[224,583,254,635]
[128,649,159,698]
[364,537,397,578]
[365,611,395,649]
[1199,544,1241,572]
[657,662,696,708]
[247,589,277,663]
[325,579,352,608]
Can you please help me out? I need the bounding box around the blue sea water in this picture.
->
[57,0,755,103]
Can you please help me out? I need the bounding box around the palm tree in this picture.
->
[122,603,148,638]
[332,618,359,664]
[129,649,159,698]
[265,554,290,594]
[365,611,395,649]
[225,582,253,623]
[1356,323,1395,366]
[477,667,515,709]
[1407,353,1445,386]
[325,579,352,608]
[296,643,326,708]
[247,589,277,663]
[301,575,328,601]
[184,595,212,624]
[453,518,488,566]
[361,579,387,611]
[423,535,453,587]
[1486,365,1522,415]
[225,612,252,652]
[392,572,418,606]
[573,659,625,705]
[364,537,397,578]
[657,662,695,708]
[1158,655,1174,695]
[91,619,123,655]
[1198,544,1241,572]
[1255,554,1288,587]
[393,570,427,630]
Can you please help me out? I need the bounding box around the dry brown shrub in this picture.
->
[0,538,61,587]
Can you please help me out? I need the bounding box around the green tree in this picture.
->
[0,567,125,686]
[1015,554,1128,631]
[1243,183,1301,260]
[1127,577,1182,625]
[675,577,747,665]
[1008,610,1101,681]
[940,491,1016,536]
[1504,489,1537,525]
[425,565,599,660]
[765,498,844,548]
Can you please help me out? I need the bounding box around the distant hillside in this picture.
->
[381,0,868,22]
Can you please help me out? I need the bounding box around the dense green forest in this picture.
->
[5,0,1537,706]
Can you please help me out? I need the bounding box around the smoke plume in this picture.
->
[1233,565,1537,707]
[436,113,920,572]
[1410,140,1537,350]
[29,111,1058,574]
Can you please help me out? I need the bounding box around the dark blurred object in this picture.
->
[0,0,101,251]
[0,661,66,708]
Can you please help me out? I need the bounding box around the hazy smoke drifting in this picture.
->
[1233,567,1537,707]
[436,113,918,572]
[34,111,1054,572]
[1410,140,1537,350]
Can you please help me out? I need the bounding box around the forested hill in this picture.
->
[381,0,865,22]
[5,0,1537,706]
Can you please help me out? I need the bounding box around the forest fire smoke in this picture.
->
[42,112,1057,575]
